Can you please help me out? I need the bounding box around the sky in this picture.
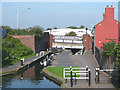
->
[2,2,119,30]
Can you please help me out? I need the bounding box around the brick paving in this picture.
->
[52,50,115,88]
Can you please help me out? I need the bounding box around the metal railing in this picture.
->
[63,66,91,87]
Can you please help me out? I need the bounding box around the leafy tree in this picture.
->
[114,42,120,69]
[53,27,57,29]
[80,25,85,29]
[101,41,116,69]
[65,31,77,36]
[29,25,44,36]
[67,26,78,29]
[2,25,44,36]
[47,28,52,30]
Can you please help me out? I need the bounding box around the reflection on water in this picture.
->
[2,62,60,88]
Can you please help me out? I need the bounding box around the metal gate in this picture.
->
[63,66,91,87]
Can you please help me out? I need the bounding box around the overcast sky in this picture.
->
[2,2,118,29]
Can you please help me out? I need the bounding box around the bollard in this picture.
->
[70,69,73,87]
[65,79,67,83]
[74,72,77,85]
[20,73,23,80]
[21,59,23,66]
[95,68,100,84]
[88,69,91,86]
[95,68,98,84]
[86,66,88,82]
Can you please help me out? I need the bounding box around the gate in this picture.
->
[95,67,118,84]
[63,66,91,87]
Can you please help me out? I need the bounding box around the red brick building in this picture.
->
[95,5,119,49]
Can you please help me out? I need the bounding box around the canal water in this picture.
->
[2,62,60,88]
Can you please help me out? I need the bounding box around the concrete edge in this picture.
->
[41,67,64,87]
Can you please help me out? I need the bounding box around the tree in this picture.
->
[65,31,77,36]
[114,42,120,70]
[101,41,116,69]
[67,26,78,29]
[53,27,57,29]
[47,28,52,30]
[30,25,44,36]
[80,25,84,29]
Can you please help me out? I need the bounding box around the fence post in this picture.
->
[88,69,91,86]
[70,66,73,87]
[95,68,99,84]
[98,68,100,83]
[65,79,67,83]
[86,66,88,82]
[74,72,77,85]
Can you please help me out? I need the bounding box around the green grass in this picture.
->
[46,66,79,78]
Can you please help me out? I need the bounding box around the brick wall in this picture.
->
[12,32,50,53]
[12,35,35,53]
[83,34,93,50]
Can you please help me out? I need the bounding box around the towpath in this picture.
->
[52,50,115,88]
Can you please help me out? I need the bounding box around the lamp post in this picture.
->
[16,0,19,29]
[28,8,31,28]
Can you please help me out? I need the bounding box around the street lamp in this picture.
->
[28,8,31,28]
[16,0,19,29]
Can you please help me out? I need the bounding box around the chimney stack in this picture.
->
[105,5,114,20]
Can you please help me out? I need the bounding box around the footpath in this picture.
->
[51,50,115,88]
[0,51,51,76]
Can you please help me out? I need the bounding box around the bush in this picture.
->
[2,34,34,67]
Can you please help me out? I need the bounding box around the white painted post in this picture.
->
[44,61,47,66]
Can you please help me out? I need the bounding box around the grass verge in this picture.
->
[46,66,79,78]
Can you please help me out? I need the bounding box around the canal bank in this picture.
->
[1,51,52,76]
[41,67,63,86]
[2,58,60,88]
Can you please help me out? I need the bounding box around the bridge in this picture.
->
[52,35,84,49]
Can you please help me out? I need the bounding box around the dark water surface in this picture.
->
[2,62,60,88]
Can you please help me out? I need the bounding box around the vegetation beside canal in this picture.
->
[2,34,35,67]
